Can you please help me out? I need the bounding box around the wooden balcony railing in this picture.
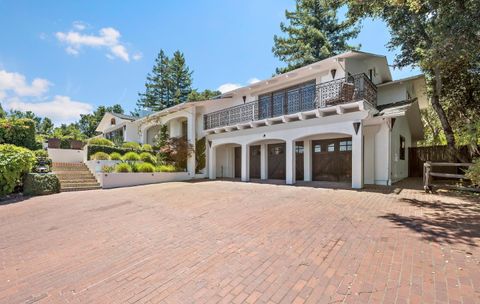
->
[204,73,377,130]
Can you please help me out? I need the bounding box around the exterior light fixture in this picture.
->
[353,122,361,134]
[331,69,337,79]
[242,96,246,104]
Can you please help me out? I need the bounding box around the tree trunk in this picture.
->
[430,69,469,162]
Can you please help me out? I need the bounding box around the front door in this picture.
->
[268,143,286,180]
[250,145,261,179]
[312,138,352,182]
[234,147,241,178]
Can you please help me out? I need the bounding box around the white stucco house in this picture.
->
[95,51,427,189]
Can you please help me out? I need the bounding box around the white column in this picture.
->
[241,144,250,182]
[187,108,197,176]
[352,123,364,189]
[260,144,268,180]
[285,140,296,185]
[208,145,216,180]
[303,140,312,182]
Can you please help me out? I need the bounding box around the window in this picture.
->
[327,143,335,152]
[399,135,406,160]
[110,118,116,125]
[295,145,304,154]
[339,140,352,151]
[314,144,322,153]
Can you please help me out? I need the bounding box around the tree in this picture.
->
[137,50,173,111]
[170,51,193,104]
[347,0,480,160]
[188,89,221,102]
[0,102,6,118]
[273,0,360,74]
[137,50,194,112]
[79,104,124,138]
[38,117,54,135]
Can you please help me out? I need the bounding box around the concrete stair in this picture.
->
[52,162,101,192]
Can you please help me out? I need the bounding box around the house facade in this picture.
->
[96,51,427,189]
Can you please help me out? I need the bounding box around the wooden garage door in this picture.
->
[250,145,261,179]
[312,138,352,182]
[234,147,241,178]
[296,142,304,181]
[268,143,286,180]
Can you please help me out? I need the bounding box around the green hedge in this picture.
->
[87,144,157,160]
[23,173,60,196]
[0,118,39,150]
[0,144,36,196]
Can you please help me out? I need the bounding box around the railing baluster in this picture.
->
[204,73,377,130]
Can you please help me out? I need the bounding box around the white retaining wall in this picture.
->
[48,148,84,163]
[97,172,192,189]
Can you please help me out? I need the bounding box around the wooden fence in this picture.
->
[409,145,473,177]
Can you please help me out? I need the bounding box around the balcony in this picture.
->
[204,73,377,131]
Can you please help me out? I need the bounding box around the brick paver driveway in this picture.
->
[1,180,479,303]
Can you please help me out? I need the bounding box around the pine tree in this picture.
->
[273,0,360,74]
[170,51,193,105]
[137,50,173,111]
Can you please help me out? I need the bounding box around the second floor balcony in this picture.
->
[204,73,377,131]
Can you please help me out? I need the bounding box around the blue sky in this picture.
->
[0,0,419,125]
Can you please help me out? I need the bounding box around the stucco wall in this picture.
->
[391,116,412,182]
[97,172,192,189]
[48,148,84,163]
[377,83,408,106]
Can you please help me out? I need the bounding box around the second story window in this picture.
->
[111,118,116,125]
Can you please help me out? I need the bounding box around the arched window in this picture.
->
[110,118,116,125]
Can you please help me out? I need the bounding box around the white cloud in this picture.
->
[6,95,92,125]
[0,68,93,125]
[55,24,134,62]
[72,21,87,31]
[218,83,242,94]
[217,77,261,94]
[0,70,51,97]
[248,77,261,84]
[132,52,143,61]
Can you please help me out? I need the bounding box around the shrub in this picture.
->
[0,118,38,150]
[23,173,60,196]
[139,152,156,164]
[88,137,114,147]
[0,144,36,196]
[115,163,132,173]
[130,162,139,172]
[155,164,177,172]
[195,137,206,173]
[109,152,123,160]
[122,151,140,161]
[137,162,156,172]
[159,137,194,170]
[466,158,480,186]
[87,145,137,160]
[33,149,48,158]
[91,152,111,160]
[102,165,114,173]
[142,144,153,152]
[122,141,141,150]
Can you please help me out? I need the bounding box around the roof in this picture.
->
[109,112,137,121]
[376,74,425,87]
[376,99,416,113]
[219,50,392,97]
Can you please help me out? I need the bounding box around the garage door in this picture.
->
[250,145,261,179]
[268,143,286,180]
[312,138,352,182]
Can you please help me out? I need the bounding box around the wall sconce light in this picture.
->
[242,96,247,104]
[331,69,337,79]
[353,122,361,135]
